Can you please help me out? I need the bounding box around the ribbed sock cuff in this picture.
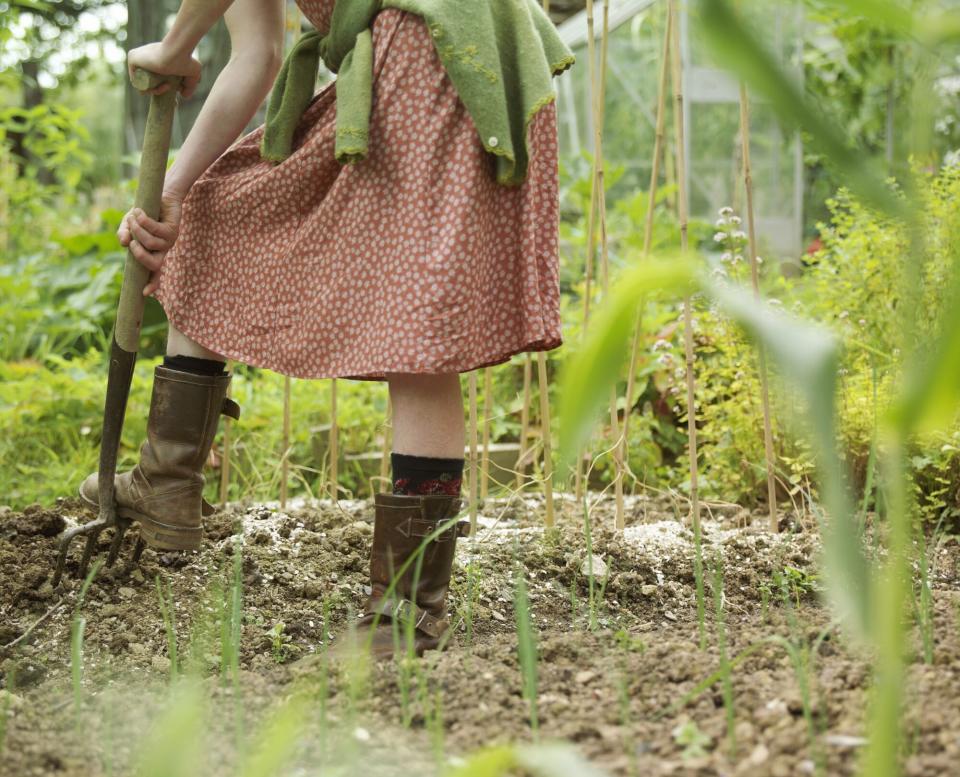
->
[391,452,464,496]
[163,354,228,377]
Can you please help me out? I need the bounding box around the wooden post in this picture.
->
[621,9,672,482]
[517,354,533,488]
[379,394,393,494]
[740,83,780,532]
[220,363,233,506]
[281,376,291,509]
[481,367,493,499]
[670,0,700,535]
[468,371,479,534]
[537,353,556,529]
[329,379,339,501]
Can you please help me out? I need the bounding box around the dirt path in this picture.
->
[1,496,958,776]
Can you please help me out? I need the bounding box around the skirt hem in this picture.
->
[162,303,562,381]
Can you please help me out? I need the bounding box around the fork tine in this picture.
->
[106,523,127,568]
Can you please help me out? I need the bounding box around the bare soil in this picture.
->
[1,495,958,776]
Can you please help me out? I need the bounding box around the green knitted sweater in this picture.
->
[260,0,575,186]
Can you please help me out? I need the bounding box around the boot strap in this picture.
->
[222,398,241,421]
[364,596,447,640]
[388,517,471,541]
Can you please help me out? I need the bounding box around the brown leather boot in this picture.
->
[356,492,468,659]
[79,365,240,551]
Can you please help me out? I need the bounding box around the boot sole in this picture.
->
[78,491,203,552]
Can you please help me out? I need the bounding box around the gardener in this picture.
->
[82,0,572,658]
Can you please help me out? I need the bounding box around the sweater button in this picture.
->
[489,136,499,147]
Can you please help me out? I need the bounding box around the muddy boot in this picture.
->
[354,492,468,659]
[79,366,240,551]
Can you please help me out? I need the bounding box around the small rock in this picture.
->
[118,587,136,599]
[641,584,658,596]
[151,655,171,673]
[353,726,371,742]
[491,610,506,622]
[575,670,597,685]
[664,611,678,622]
[825,734,867,748]
[580,554,608,579]
[748,743,769,765]
[130,569,146,584]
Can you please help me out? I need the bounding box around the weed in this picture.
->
[155,575,179,680]
[672,719,711,760]
[514,560,540,739]
[711,561,736,757]
[70,559,103,717]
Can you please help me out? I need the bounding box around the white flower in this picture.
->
[712,267,728,279]
[768,298,783,307]
[719,206,734,217]
[756,256,764,265]
[716,218,727,228]
[658,353,674,366]
[652,338,670,352]
[729,215,742,226]
[733,254,744,264]
[731,230,747,241]
[720,252,733,263]
[839,310,849,319]
[714,231,728,243]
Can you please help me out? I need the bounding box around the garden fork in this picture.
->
[53,69,183,587]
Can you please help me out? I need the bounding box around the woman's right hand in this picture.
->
[118,191,184,297]
[128,42,202,98]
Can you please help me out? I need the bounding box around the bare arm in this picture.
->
[163,0,286,198]
[121,0,286,294]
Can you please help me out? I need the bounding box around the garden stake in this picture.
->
[468,371,479,534]
[537,353,555,528]
[220,365,233,506]
[281,375,291,509]
[379,394,393,493]
[481,367,492,499]
[739,83,780,532]
[670,0,706,647]
[517,354,533,488]
[330,378,339,500]
[621,8,672,475]
[53,69,182,587]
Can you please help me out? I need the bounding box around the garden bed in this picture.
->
[1,495,958,776]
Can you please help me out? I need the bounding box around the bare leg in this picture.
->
[166,323,225,361]
[387,373,465,459]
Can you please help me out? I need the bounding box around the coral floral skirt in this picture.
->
[155,5,563,380]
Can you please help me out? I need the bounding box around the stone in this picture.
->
[641,584,658,596]
[118,587,136,599]
[580,554,608,579]
[575,670,596,685]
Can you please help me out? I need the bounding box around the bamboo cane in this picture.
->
[620,9,672,475]
[739,83,779,532]
[379,394,393,494]
[281,375,291,509]
[537,353,556,529]
[574,0,603,504]
[517,354,533,488]
[669,0,700,534]
[330,378,339,501]
[220,363,233,505]
[481,367,492,499]
[468,371,479,534]
[538,0,556,528]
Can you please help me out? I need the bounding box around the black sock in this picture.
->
[392,453,464,496]
[163,354,228,376]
